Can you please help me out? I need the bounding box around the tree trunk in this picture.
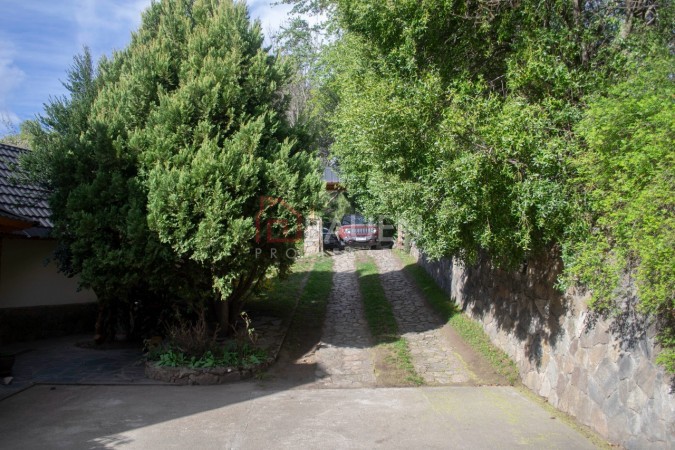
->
[214,299,230,336]
[211,268,264,335]
[572,0,589,66]
[621,0,646,39]
[94,301,116,344]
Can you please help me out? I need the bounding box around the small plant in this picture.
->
[232,311,260,361]
[152,343,268,370]
[165,309,219,358]
[149,309,268,370]
[157,349,187,367]
[240,347,267,369]
[234,312,258,346]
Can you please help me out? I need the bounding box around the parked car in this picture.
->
[322,226,342,250]
[337,214,378,249]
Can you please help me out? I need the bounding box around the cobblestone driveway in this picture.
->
[314,251,376,388]
[312,249,476,388]
[368,250,475,385]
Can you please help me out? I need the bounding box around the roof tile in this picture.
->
[0,143,53,229]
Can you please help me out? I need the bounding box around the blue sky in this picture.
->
[0,1,294,134]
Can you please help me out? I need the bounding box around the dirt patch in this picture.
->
[438,324,510,385]
[264,323,324,387]
[372,345,421,387]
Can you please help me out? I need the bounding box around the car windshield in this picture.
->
[341,215,369,226]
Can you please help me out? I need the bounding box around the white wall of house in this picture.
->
[0,237,96,308]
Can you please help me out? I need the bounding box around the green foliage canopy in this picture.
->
[325,1,594,265]
[24,0,322,339]
[567,54,674,367]
[297,0,674,369]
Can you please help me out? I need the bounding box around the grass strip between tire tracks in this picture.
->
[393,250,519,385]
[245,257,315,322]
[295,257,335,323]
[282,256,335,353]
[356,257,424,386]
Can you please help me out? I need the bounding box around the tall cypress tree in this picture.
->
[26,0,322,340]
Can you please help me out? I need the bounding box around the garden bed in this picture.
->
[143,314,287,385]
[144,259,318,385]
[144,357,274,385]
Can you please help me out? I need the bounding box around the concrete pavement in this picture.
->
[0,383,598,449]
[0,335,163,401]
[0,252,603,448]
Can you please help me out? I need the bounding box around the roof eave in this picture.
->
[0,215,36,233]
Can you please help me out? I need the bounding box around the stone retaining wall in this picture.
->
[411,247,674,448]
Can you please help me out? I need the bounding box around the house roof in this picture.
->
[323,166,345,192]
[323,166,341,184]
[0,143,53,235]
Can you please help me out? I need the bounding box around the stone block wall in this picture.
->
[303,215,323,255]
[411,247,674,448]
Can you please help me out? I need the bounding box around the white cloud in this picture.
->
[74,0,98,49]
[110,0,152,26]
[0,110,21,138]
[74,0,152,53]
[247,0,294,39]
[2,0,300,123]
[0,40,26,125]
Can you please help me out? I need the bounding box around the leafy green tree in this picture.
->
[0,115,32,148]
[272,9,342,165]
[325,2,590,264]
[25,0,321,341]
[24,48,193,342]
[566,53,674,369]
[296,0,674,368]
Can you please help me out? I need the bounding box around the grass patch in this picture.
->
[356,257,424,386]
[394,250,519,385]
[294,257,335,325]
[283,256,335,353]
[245,257,315,322]
[355,259,399,343]
[389,339,425,385]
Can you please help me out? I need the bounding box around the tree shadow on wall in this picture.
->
[454,251,568,371]
[420,249,674,391]
[582,279,675,393]
[583,291,646,353]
